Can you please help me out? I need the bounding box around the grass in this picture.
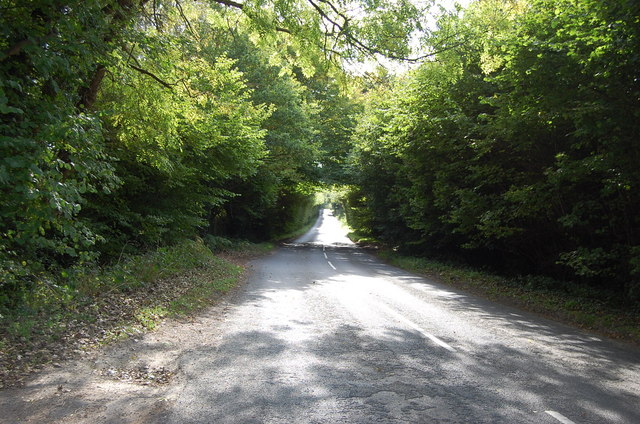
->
[135,306,169,330]
[203,235,274,254]
[0,237,271,387]
[378,250,640,345]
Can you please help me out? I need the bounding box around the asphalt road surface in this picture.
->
[164,209,640,423]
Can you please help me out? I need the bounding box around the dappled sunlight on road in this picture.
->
[162,211,640,424]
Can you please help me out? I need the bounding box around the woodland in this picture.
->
[1,0,639,319]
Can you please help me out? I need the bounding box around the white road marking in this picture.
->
[374,301,455,352]
[545,411,576,424]
[327,261,336,270]
[324,252,328,259]
[323,246,326,252]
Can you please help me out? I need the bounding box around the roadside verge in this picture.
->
[376,249,640,346]
[0,238,271,388]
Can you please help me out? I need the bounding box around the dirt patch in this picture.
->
[0,253,256,424]
[0,296,242,423]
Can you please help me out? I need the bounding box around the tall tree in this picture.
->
[347,0,640,300]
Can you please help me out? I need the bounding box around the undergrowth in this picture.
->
[0,237,269,388]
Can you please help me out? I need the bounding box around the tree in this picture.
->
[347,0,640,301]
[0,0,499,306]
[85,8,269,252]
[1,1,137,301]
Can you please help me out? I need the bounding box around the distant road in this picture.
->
[166,209,640,423]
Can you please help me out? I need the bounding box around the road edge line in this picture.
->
[545,410,576,424]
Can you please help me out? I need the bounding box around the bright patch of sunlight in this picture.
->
[316,209,354,245]
[297,209,354,246]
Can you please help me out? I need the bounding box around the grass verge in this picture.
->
[378,250,640,345]
[0,237,271,388]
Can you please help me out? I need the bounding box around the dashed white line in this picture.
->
[545,411,576,424]
[324,252,328,259]
[327,261,336,270]
[374,302,455,352]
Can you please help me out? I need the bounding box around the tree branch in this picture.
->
[2,39,33,60]
[77,65,107,109]
[211,0,291,33]
[212,0,245,10]
[0,32,57,62]
[176,0,198,39]
[211,0,440,62]
[128,64,175,89]
[307,0,343,33]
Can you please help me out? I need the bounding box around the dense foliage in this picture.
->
[0,0,364,307]
[347,0,640,302]
[3,0,639,311]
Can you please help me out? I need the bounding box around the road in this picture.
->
[165,209,640,423]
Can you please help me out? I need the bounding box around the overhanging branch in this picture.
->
[210,0,455,63]
[1,32,57,62]
[211,0,291,33]
[129,64,175,89]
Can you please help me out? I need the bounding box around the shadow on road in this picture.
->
[165,242,640,423]
[3,240,638,424]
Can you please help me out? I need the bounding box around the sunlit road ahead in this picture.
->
[166,210,640,423]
